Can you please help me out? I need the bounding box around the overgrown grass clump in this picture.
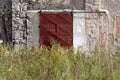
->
[0,44,120,80]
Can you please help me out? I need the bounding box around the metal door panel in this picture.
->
[40,12,73,47]
[57,13,73,24]
[57,24,72,36]
[40,12,57,25]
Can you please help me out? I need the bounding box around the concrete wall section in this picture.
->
[28,0,85,10]
[27,11,40,48]
[73,13,86,53]
[10,0,120,54]
[85,13,99,53]
[26,11,109,54]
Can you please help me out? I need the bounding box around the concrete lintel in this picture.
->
[27,10,106,13]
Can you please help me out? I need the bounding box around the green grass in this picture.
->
[0,44,120,80]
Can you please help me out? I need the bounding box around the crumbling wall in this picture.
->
[85,13,100,53]
[0,0,12,43]
[12,0,86,48]
[13,0,108,52]
[27,11,40,48]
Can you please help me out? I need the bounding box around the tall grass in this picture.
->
[0,44,120,80]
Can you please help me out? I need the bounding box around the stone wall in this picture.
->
[27,11,40,49]
[86,0,100,12]
[0,0,12,43]
[27,0,85,10]
[10,0,120,54]
[99,13,109,53]
[12,1,27,49]
[11,0,109,52]
[100,0,120,54]
[85,12,109,53]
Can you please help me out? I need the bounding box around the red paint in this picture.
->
[40,12,73,47]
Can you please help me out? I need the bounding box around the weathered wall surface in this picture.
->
[99,13,109,53]
[0,0,12,43]
[11,0,109,53]
[85,12,109,53]
[27,0,84,10]
[8,0,120,54]
[12,1,27,49]
[100,0,120,54]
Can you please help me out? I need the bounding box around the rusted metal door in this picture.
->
[40,12,73,47]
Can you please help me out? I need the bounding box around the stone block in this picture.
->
[12,3,21,12]
[108,6,120,17]
[21,3,28,11]
[19,11,26,18]
[109,0,120,6]
[86,3,100,12]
